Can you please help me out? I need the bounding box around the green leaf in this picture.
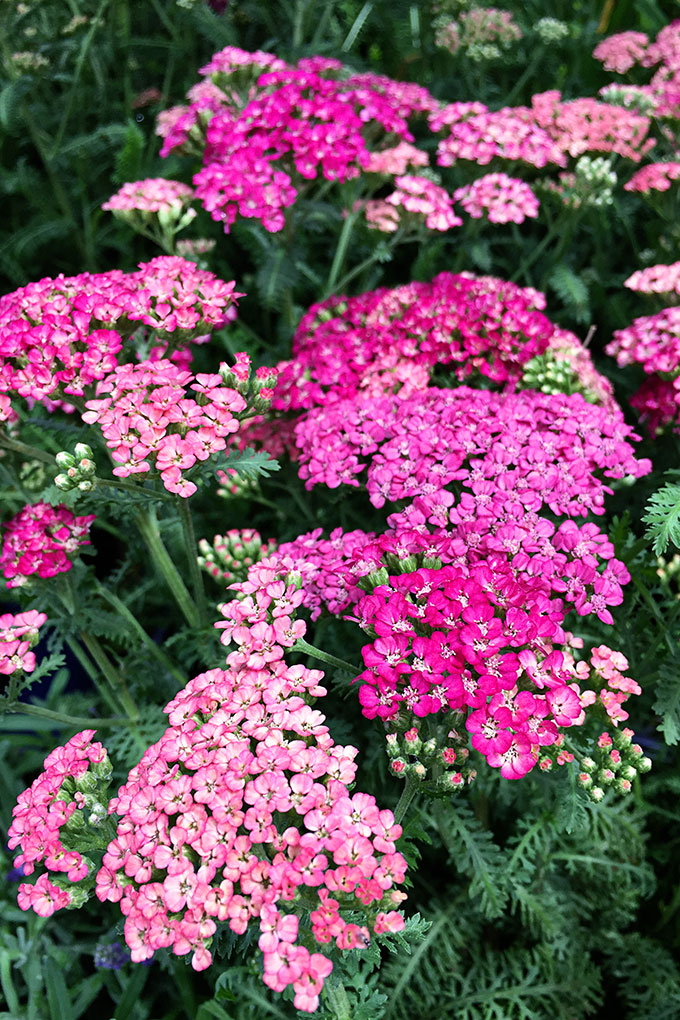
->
[44,955,75,1020]
[643,480,680,556]
[653,666,680,745]
[113,120,146,185]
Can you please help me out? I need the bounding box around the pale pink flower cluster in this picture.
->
[0,609,47,675]
[593,31,649,73]
[624,161,680,192]
[453,172,539,223]
[9,730,109,915]
[82,355,271,497]
[1,502,95,588]
[433,102,566,169]
[364,142,429,175]
[0,257,242,421]
[102,179,194,214]
[198,45,287,79]
[531,90,654,162]
[93,565,406,1009]
[383,175,462,231]
[435,7,522,54]
[581,645,641,725]
[625,262,680,295]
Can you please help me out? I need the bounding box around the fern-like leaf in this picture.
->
[642,479,680,555]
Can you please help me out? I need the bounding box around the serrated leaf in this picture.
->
[653,667,680,744]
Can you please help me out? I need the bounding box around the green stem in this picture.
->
[0,953,20,1018]
[49,0,110,158]
[293,637,359,675]
[135,508,200,628]
[64,635,119,716]
[0,435,56,466]
[324,209,360,298]
[512,214,563,284]
[6,702,127,728]
[176,496,209,629]
[504,47,543,106]
[78,631,140,720]
[394,773,421,825]
[323,973,352,1020]
[95,583,186,685]
[95,477,172,499]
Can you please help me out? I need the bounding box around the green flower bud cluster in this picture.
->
[534,17,569,43]
[518,351,589,400]
[356,553,443,596]
[600,85,656,117]
[198,529,276,585]
[385,721,476,793]
[576,728,651,802]
[54,443,97,492]
[216,467,260,501]
[573,156,617,208]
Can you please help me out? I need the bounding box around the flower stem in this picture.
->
[7,702,127,728]
[394,773,421,825]
[95,583,186,685]
[78,631,140,721]
[293,637,359,675]
[0,435,56,466]
[325,208,359,297]
[176,496,209,629]
[134,508,200,628]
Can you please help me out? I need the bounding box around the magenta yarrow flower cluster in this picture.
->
[82,353,275,497]
[453,172,540,224]
[9,730,111,916]
[606,306,680,430]
[1,502,95,588]
[0,256,241,421]
[154,47,444,234]
[271,272,557,417]
[292,385,647,515]
[0,609,47,675]
[361,175,462,233]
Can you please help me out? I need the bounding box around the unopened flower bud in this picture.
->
[74,443,93,460]
[55,473,76,490]
[589,786,605,802]
[55,451,76,470]
[390,758,407,775]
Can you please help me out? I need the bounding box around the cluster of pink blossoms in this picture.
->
[453,172,540,224]
[102,179,195,215]
[160,51,439,235]
[271,272,556,416]
[606,306,680,431]
[625,262,680,295]
[432,101,566,169]
[624,161,680,193]
[9,730,110,916]
[91,565,406,1010]
[0,256,241,421]
[363,142,429,176]
[582,646,641,726]
[82,354,274,497]
[366,175,462,232]
[1,502,95,588]
[0,609,46,675]
[593,31,650,74]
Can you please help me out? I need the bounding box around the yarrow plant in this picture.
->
[7,20,680,1020]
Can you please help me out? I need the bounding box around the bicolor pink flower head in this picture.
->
[1,502,95,588]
